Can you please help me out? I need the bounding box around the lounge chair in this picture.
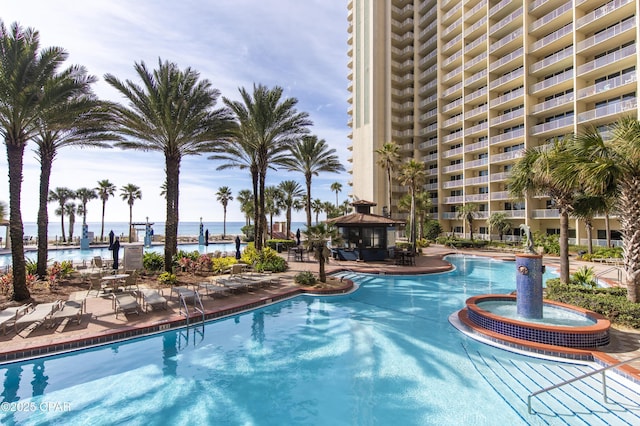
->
[0,304,32,335]
[197,282,229,298]
[14,301,61,336]
[137,289,168,313]
[48,299,85,331]
[113,292,140,318]
[170,286,198,304]
[216,277,250,293]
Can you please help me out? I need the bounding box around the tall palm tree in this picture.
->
[285,135,345,227]
[398,191,432,240]
[277,180,304,237]
[304,223,341,283]
[572,195,608,255]
[48,187,75,243]
[32,74,116,277]
[375,142,400,216]
[105,59,237,272]
[236,189,254,226]
[95,179,116,242]
[264,186,283,239]
[212,84,311,250]
[330,182,342,207]
[397,159,426,252]
[311,198,325,224]
[75,188,97,226]
[63,202,77,241]
[216,186,233,239]
[120,183,142,243]
[571,118,640,302]
[456,203,479,241]
[488,212,511,242]
[508,139,578,284]
[0,21,78,300]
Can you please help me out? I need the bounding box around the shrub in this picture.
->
[212,257,237,274]
[157,272,177,286]
[266,239,296,251]
[294,271,317,285]
[423,220,443,241]
[58,260,75,277]
[533,232,560,255]
[545,278,639,329]
[143,252,165,271]
[241,244,287,272]
[25,258,38,275]
[571,266,597,289]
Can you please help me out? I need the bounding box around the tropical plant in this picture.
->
[397,159,426,252]
[398,191,432,240]
[488,212,511,242]
[212,84,311,250]
[143,251,165,272]
[571,266,597,289]
[75,188,98,226]
[570,118,640,302]
[311,198,325,224]
[571,194,608,255]
[216,186,233,239]
[304,223,341,282]
[294,271,317,286]
[95,179,116,242]
[375,142,400,216]
[157,272,177,286]
[0,21,85,299]
[105,59,237,272]
[285,135,345,227]
[264,186,283,238]
[456,203,479,241]
[277,180,304,237]
[508,139,578,284]
[120,183,142,243]
[48,187,75,243]
[240,244,287,272]
[236,189,254,226]
[330,182,342,207]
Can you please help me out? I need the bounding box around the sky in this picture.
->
[0,0,351,224]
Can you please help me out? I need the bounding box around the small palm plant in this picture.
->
[571,266,597,289]
[304,223,341,283]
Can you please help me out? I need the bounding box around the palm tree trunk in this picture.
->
[6,142,30,301]
[259,172,267,248]
[100,200,106,242]
[559,209,570,284]
[305,175,312,228]
[605,213,611,248]
[60,202,66,243]
[37,154,53,278]
[585,220,594,255]
[164,156,180,272]
[251,168,260,250]
[128,203,133,243]
[619,179,640,303]
[286,207,292,238]
[386,167,392,216]
[223,206,227,239]
[410,189,416,253]
[318,254,326,282]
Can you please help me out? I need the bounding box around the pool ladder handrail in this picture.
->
[178,290,205,326]
[595,265,623,285]
[527,354,640,414]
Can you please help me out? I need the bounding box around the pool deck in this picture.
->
[1,245,639,381]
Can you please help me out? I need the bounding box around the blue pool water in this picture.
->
[0,256,636,425]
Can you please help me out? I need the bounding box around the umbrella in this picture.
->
[108,230,115,249]
[296,229,301,246]
[205,229,209,246]
[235,236,241,259]
[112,237,120,270]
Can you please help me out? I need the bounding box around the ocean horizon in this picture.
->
[22,221,309,241]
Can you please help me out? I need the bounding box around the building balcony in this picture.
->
[576,18,636,55]
[443,115,463,128]
[444,196,464,204]
[490,191,512,200]
[418,138,438,150]
[490,109,524,127]
[465,194,489,203]
[489,7,522,38]
[464,33,487,56]
[529,1,572,36]
[465,140,488,153]
[441,212,458,220]
[530,115,574,136]
[464,122,488,137]
[577,44,636,78]
[467,86,488,103]
[465,175,489,185]
[441,2,462,26]
[420,123,438,136]
[465,0,487,21]
[443,49,464,70]
[442,82,464,99]
[420,109,438,123]
[489,67,524,91]
[442,34,462,54]
[465,158,488,169]
[444,162,464,174]
[465,69,487,88]
[442,146,464,159]
[531,93,574,115]
[493,210,526,218]
[489,128,525,146]
[442,98,464,113]
[491,149,524,163]
[489,47,524,74]
[577,98,638,125]
[465,51,487,73]
[443,180,464,189]
[576,0,635,31]
[422,153,438,163]
[443,66,463,83]
[577,72,637,101]
[465,104,488,121]
[464,15,488,40]
[530,45,573,76]
[489,27,523,56]
[530,68,573,95]
[442,17,463,40]
[532,209,560,218]
[489,172,510,182]
[489,87,524,109]
[530,23,572,55]
[443,130,463,144]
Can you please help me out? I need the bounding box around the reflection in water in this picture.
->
[163,333,178,376]
[251,312,265,344]
[1,364,22,402]
[31,361,48,397]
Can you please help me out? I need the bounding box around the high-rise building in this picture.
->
[347,0,638,245]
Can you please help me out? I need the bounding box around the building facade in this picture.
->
[347,0,638,245]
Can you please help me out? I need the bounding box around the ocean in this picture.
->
[21,221,308,241]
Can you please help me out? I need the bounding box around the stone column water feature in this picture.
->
[80,223,90,250]
[515,254,543,319]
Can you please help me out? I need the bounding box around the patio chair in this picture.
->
[113,292,140,318]
[137,289,168,313]
[197,282,229,298]
[14,301,61,336]
[122,272,139,292]
[48,299,85,332]
[87,274,105,296]
[0,304,32,335]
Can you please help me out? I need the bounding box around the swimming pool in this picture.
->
[0,243,244,268]
[1,256,638,425]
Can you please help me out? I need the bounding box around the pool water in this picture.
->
[0,256,636,425]
[476,300,596,327]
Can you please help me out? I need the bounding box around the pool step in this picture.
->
[466,347,640,426]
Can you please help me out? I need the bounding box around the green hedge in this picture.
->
[545,278,640,329]
[266,239,297,250]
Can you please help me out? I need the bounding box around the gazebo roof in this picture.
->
[326,213,405,226]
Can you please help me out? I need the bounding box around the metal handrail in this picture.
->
[193,291,205,323]
[596,266,623,285]
[178,294,190,326]
[528,355,640,414]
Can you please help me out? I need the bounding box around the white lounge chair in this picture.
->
[14,301,61,336]
[137,289,167,313]
[48,299,85,332]
[113,292,140,318]
[197,282,229,298]
[0,304,31,335]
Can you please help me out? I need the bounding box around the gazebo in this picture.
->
[326,200,405,261]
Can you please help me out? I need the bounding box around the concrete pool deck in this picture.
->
[1,245,639,381]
